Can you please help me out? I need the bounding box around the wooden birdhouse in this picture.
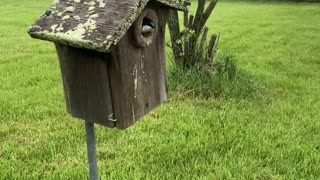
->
[28,0,188,129]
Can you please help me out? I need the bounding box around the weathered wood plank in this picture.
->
[108,3,168,129]
[55,44,115,128]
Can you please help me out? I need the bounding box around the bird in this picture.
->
[141,21,156,34]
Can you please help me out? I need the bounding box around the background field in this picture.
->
[1,0,320,179]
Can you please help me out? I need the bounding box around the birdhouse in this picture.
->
[28,0,188,129]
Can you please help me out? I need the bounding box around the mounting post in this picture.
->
[85,121,99,180]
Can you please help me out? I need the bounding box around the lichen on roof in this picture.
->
[28,0,189,52]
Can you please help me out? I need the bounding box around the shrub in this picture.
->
[168,52,238,99]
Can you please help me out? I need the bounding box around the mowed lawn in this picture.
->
[1,0,320,179]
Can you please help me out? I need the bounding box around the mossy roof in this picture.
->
[28,0,188,52]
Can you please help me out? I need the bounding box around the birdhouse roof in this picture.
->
[28,0,188,52]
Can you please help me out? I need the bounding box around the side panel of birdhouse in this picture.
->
[108,3,169,129]
[55,44,115,128]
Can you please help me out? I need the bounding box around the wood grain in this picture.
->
[55,44,115,128]
[108,3,169,129]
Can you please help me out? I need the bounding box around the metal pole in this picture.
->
[85,121,99,180]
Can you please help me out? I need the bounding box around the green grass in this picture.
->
[1,0,320,179]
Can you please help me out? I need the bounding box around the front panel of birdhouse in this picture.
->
[55,3,169,129]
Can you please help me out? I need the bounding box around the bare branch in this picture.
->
[184,11,189,28]
[168,10,183,64]
[193,0,206,35]
[188,15,194,29]
[206,34,218,63]
[200,0,218,29]
[199,26,209,56]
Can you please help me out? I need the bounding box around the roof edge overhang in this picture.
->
[28,0,189,52]
[29,31,107,52]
